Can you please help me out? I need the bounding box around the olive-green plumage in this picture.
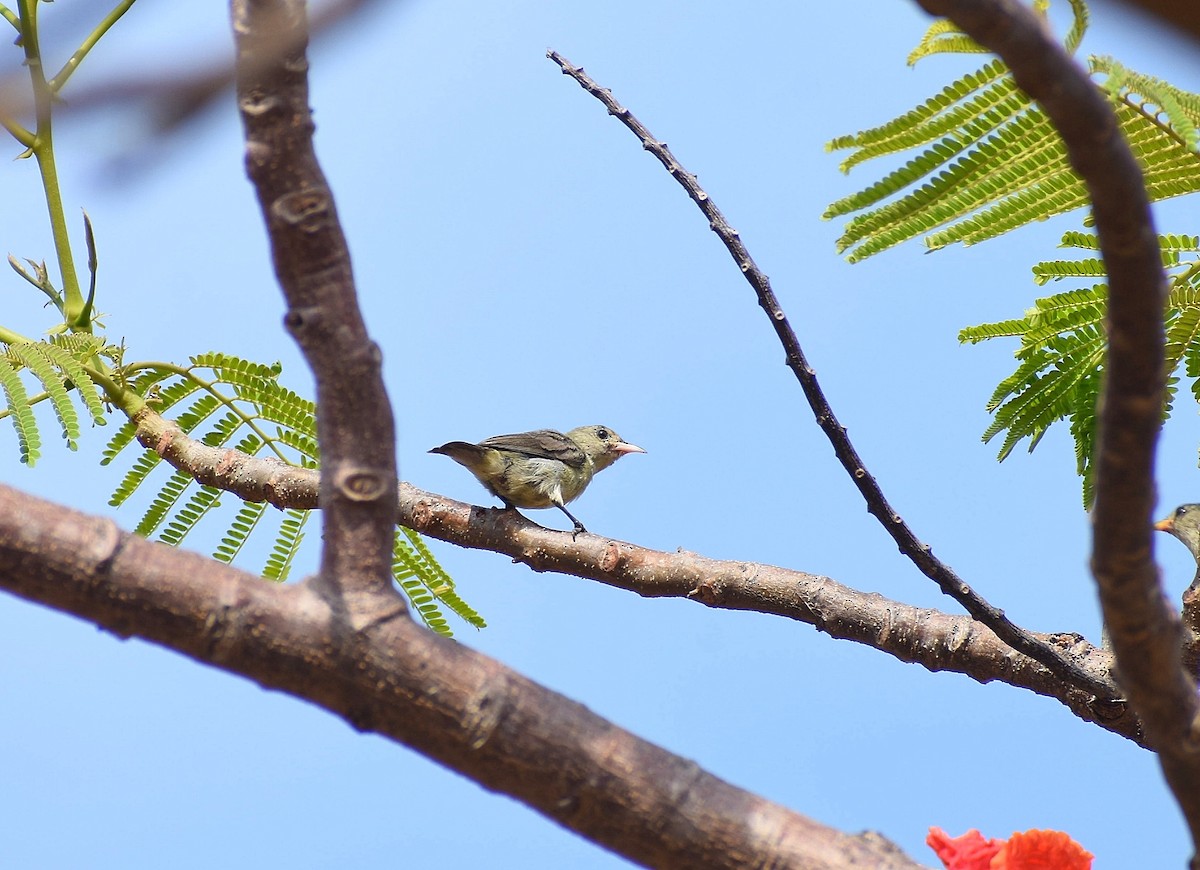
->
[430,425,645,536]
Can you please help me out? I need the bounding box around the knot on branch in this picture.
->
[334,467,390,503]
[272,188,333,233]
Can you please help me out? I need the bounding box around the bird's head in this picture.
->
[1155,504,1200,558]
[568,425,646,472]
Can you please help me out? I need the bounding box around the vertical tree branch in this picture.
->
[914,0,1200,856]
[232,0,397,599]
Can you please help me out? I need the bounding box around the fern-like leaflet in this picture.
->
[825,2,1200,261]
[101,353,480,635]
[828,0,1200,503]
[0,334,111,465]
[961,233,1200,504]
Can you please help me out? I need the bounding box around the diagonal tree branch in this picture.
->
[545,48,1117,706]
[913,0,1200,856]
[0,483,925,870]
[127,405,1135,740]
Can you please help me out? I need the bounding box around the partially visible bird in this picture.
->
[1155,504,1200,588]
[429,425,645,537]
[1154,504,1200,673]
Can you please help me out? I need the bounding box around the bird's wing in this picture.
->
[480,430,587,468]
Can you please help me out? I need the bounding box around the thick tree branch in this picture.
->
[0,484,924,870]
[233,0,395,597]
[914,0,1200,856]
[407,484,1135,738]
[223,6,933,864]
[128,406,1135,740]
[545,49,1116,706]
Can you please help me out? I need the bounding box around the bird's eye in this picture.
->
[596,428,610,440]
[1180,506,1190,518]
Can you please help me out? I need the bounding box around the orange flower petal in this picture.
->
[927,827,1003,870]
[993,829,1093,870]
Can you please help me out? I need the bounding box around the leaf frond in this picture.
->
[826,48,1200,259]
[394,527,487,635]
[102,352,480,630]
[0,355,40,464]
[0,335,118,463]
[1031,257,1107,286]
[10,342,81,450]
[135,467,194,537]
[961,225,1200,504]
[214,500,270,565]
[159,484,222,547]
[262,509,308,581]
[825,59,1010,159]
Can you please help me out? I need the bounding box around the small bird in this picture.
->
[1155,504,1200,589]
[1155,505,1200,676]
[429,425,645,537]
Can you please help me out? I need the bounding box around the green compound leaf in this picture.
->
[826,14,1200,261]
[0,355,40,465]
[962,232,1198,505]
[103,353,482,633]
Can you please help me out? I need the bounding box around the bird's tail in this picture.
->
[428,441,488,468]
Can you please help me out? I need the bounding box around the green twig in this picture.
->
[0,116,34,148]
[16,0,85,329]
[0,323,34,345]
[48,0,139,93]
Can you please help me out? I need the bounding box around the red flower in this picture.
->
[927,827,1001,870]
[928,827,1092,870]
[994,829,1093,869]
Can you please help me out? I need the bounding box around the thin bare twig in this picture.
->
[546,48,1118,706]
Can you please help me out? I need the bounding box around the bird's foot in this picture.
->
[571,521,587,540]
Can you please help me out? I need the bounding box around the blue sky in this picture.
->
[2,0,1199,866]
